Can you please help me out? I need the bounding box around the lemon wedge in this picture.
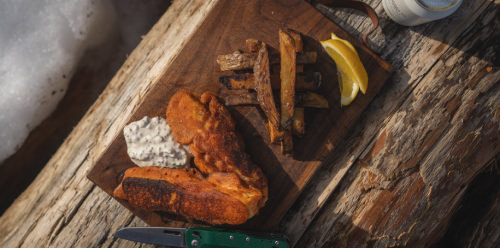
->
[321,33,368,106]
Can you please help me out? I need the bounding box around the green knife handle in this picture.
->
[185,227,290,248]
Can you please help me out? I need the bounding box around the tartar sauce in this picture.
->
[123,116,190,168]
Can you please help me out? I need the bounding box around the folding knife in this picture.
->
[114,226,290,248]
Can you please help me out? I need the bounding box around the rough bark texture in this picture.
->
[0,0,218,247]
[0,0,498,247]
[433,159,500,248]
[281,0,499,247]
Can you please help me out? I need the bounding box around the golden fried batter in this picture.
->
[114,91,268,225]
[113,166,262,225]
[167,92,267,194]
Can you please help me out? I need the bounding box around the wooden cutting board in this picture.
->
[88,0,392,231]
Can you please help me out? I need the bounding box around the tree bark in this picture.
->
[0,0,498,247]
[433,159,500,248]
[282,1,499,247]
[0,1,171,215]
[0,1,218,247]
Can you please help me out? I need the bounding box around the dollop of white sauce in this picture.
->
[123,116,190,168]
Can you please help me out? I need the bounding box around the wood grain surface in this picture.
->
[0,2,172,215]
[2,0,497,247]
[87,0,392,231]
[0,1,221,247]
[283,0,499,247]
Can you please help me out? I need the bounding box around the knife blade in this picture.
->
[113,226,290,248]
[114,227,186,247]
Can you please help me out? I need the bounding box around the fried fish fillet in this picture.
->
[114,91,268,225]
[113,166,263,224]
[167,91,267,194]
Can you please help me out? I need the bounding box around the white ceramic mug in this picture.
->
[383,0,463,26]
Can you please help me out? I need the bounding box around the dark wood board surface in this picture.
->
[88,0,392,231]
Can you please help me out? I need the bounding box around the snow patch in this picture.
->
[0,0,116,162]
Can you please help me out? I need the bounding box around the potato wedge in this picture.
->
[216,51,256,71]
[218,72,321,91]
[219,74,255,90]
[279,29,296,129]
[254,42,283,143]
[217,51,317,71]
[223,91,328,109]
[285,28,303,53]
[224,92,259,106]
[279,29,296,155]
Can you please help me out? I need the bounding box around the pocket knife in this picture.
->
[114,226,290,248]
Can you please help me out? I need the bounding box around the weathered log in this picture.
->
[0,0,498,247]
[433,160,500,247]
[0,1,218,247]
[282,0,499,247]
[0,3,172,214]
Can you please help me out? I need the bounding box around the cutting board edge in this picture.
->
[87,0,394,231]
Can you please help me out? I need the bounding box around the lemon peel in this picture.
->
[321,33,368,106]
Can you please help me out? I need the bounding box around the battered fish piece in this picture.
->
[114,166,263,225]
[167,91,267,194]
[114,91,268,225]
